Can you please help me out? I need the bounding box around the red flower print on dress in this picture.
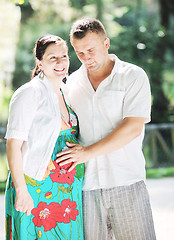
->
[71,129,76,134]
[50,161,76,185]
[32,202,63,232]
[45,192,52,199]
[61,199,79,223]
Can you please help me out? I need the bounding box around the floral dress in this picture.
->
[5,105,84,240]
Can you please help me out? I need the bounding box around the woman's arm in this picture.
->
[6,138,34,215]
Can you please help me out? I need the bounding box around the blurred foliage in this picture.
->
[146,167,174,179]
[0,153,8,183]
[163,69,174,105]
[5,0,174,124]
[0,83,13,125]
[13,0,25,4]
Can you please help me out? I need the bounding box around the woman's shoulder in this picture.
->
[11,76,42,103]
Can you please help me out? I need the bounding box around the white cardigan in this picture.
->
[5,75,61,181]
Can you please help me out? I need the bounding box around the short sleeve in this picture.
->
[5,83,39,140]
[123,67,151,123]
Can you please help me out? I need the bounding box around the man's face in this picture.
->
[72,32,110,72]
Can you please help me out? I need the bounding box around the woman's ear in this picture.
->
[37,59,43,71]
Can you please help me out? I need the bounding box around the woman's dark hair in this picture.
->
[31,34,67,79]
[70,17,106,44]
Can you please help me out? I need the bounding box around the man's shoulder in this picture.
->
[118,58,146,77]
[111,57,149,90]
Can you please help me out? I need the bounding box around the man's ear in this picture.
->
[104,37,110,50]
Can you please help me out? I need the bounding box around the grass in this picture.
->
[146,167,174,178]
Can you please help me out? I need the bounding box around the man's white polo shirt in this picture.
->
[5,75,61,181]
[63,55,151,190]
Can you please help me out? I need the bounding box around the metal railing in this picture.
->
[144,123,174,168]
[0,123,174,181]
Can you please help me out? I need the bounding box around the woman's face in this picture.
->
[38,42,69,82]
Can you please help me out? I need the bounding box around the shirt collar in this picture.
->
[80,54,121,80]
[78,65,95,93]
[79,54,121,90]
[110,54,121,79]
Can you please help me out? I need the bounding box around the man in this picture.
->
[57,17,156,240]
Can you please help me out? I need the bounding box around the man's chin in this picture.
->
[86,65,99,72]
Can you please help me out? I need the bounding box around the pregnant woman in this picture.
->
[5,34,84,240]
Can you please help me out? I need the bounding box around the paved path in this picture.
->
[146,178,174,240]
[0,178,174,240]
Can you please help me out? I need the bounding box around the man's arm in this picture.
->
[6,138,34,215]
[56,117,146,171]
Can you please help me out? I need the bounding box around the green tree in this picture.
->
[12,0,174,123]
[150,0,174,123]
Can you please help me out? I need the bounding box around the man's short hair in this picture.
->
[70,17,106,43]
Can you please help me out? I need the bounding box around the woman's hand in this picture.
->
[56,142,92,171]
[15,188,34,216]
[6,138,34,216]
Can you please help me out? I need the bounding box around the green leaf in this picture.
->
[58,185,72,193]
[24,175,43,187]
[75,164,84,180]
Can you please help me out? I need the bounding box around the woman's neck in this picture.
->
[48,77,62,95]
